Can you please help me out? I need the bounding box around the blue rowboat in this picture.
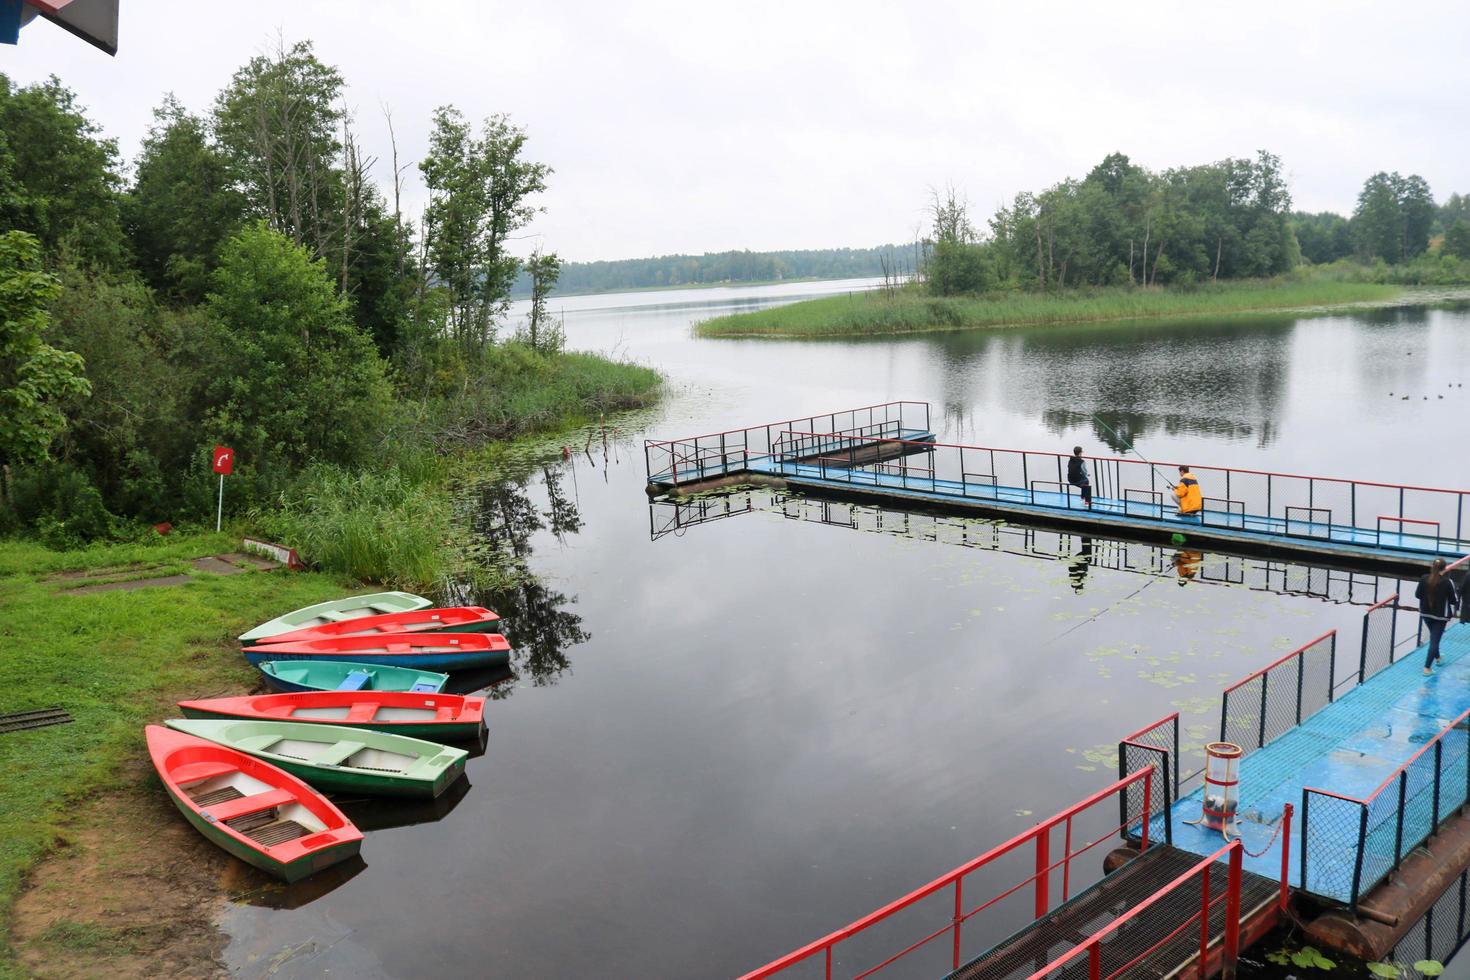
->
[244,632,512,673]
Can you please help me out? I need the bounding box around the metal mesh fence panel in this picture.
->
[1119,743,1170,843]
[1359,783,1403,904]
[1400,726,1470,861]
[1359,597,1400,683]
[1391,868,1469,969]
[1300,790,1366,903]
[1220,633,1336,755]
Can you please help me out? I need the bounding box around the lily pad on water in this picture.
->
[1289,945,1335,969]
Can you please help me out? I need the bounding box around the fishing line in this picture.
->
[1090,414,1176,488]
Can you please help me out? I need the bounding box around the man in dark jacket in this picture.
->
[1066,446,1092,509]
[1417,558,1461,674]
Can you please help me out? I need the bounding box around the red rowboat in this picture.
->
[242,633,512,672]
[146,725,363,882]
[177,691,487,743]
[259,606,502,643]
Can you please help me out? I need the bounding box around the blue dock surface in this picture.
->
[1162,624,1470,903]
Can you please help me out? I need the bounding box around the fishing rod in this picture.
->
[1090,414,1176,489]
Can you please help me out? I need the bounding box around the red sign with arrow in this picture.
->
[212,445,234,475]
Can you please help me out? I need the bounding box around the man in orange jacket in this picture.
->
[1174,465,1203,516]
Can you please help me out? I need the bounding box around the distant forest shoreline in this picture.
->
[511,245,909,297]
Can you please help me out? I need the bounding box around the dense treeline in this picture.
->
[926,151,1470,295]
[511,245,907,296]
[0,45,657,549]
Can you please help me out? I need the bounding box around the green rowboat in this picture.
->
[257,660,449,695]
[165,719,468,799]
[240,592,433,643]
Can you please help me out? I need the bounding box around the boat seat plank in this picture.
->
[203,788,297,823]
[345,703,382,723]
[311,740,366,766]
[174,761,241,784]
[336,671,373,691]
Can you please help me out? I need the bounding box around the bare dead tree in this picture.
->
[382,101,411,279]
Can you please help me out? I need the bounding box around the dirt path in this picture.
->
[8,757,244,978]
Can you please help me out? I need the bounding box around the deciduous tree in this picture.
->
[420,107,551,352]
[0,232,91,474]
[205,223,391,469]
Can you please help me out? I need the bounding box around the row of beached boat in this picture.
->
[148,591,509,882]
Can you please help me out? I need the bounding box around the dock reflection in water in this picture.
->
[649,487,1415,608]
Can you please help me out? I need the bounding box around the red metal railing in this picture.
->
[739,768,1155,980]
[747,426,1470,555]
[1025,841,1244,980]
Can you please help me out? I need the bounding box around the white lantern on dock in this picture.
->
[1190,742,1243,840]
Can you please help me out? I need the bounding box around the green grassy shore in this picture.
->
[0,534,350,975]
[693,279,1405,338]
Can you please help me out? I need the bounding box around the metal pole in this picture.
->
[1258,674,1270,750]
[952,878,963,970]
[1394,771,1408,867]
[1280,803,1294,911]
[1064,815,1075,898]
[1351,804,1368,908]
[1140,770,1153,850]
[1327,633,1337,703]
[1295,655,1305,726]
[216,473,224,532]
[1199,863,1212,972]
[1223,844,1243,980]
[1359,609,1371,684]
[1300,791,1310,891]
[1035,831,1050,918]
[1434,741,1444,828]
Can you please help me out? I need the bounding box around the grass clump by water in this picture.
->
[407,342,662,449]
[245,345,660,591]
[256,461,454,590]
[693,279,1404,338]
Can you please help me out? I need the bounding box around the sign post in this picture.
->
[211,445,234,532]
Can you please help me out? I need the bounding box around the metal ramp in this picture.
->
[947,846,1279,980]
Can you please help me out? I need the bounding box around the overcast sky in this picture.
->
[6,0,1469,262]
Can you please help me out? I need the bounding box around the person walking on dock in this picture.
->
[1067,447,1093,509]
[1173,465,1203,518]
[1417,558,1460,674]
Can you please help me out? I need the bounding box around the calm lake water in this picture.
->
[223,281,1470,978]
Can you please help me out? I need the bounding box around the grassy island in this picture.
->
[694,279,1404,339]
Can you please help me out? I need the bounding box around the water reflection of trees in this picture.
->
[930,317,1302,448]
[457,464,590,692]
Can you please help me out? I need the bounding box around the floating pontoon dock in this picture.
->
[741,583,1470,979]
[645,401,1470,571]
